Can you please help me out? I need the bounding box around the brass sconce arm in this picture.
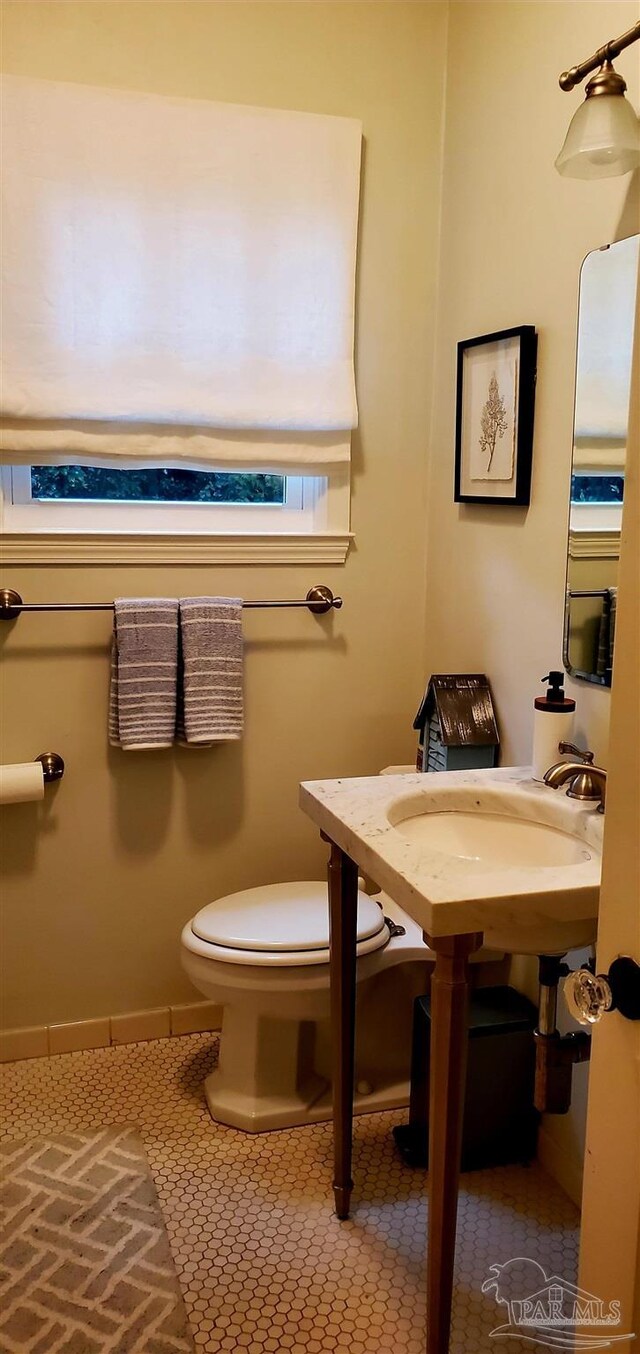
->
[559,20,640,92]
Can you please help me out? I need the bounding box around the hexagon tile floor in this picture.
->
[0,1033,580,1352]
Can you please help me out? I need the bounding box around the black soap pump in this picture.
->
[532,671,576,781]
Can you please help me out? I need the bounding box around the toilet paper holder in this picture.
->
[36,752,65,784]
[0,753,64,807]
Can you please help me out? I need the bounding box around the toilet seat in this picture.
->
[189,881,390,967]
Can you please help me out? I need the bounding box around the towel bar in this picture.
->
[567,588,610,599]
[0,585,342,621]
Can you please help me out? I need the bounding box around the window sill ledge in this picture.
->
[0,530,353,566]
[568,527,620,560]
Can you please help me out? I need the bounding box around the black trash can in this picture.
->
[393,985,539,1171]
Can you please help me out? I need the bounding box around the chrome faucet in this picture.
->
[543,742,607,813]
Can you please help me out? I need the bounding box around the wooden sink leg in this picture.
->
[424,931,483,1353]
[326,838,359,1219]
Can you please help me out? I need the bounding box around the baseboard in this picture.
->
[0,1001,223,1063]
[537,1124,584,1208]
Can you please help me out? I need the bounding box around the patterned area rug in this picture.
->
[0,1126,194,1354]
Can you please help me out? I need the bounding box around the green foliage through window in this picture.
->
[570,474,624,506]
[30,466,286,504]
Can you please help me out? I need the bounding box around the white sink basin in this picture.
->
[385,782,602,953]
[300,769,604,958]
[392,808,595,870]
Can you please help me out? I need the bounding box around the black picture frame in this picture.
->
[454,325,537,506]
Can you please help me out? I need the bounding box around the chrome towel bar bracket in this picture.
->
[0,584,342,621]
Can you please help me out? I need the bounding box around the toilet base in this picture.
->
[198,934,429,1133]
[204,1065,410,1132]
[203,997,414,1132]
[183,887,505,1135]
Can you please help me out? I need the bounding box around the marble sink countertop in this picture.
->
[299,766,604,939]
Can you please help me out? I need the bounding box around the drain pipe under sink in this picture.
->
[533,955,591,1114]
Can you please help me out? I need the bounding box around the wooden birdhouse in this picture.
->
[413,674,499,773]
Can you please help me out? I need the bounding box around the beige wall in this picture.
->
[0,2,448,1028]
[424,1,638,767]
[425,1,639,1201]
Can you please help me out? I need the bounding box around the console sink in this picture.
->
[299,766,604,1354]
[300,768,603,955]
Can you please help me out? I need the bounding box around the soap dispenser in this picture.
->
[532,671,576,781]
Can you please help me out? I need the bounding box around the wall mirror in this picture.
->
[563,233,639,687]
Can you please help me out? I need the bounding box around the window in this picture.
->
[0,463,350,563]
[6,462,305,530]
[1,80,359,564]
[29,466,287,505]
[571,473,625,505]
[569,471,624,562]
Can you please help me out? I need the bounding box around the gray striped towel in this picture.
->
[178,597,244,744]
[109,598,179,751]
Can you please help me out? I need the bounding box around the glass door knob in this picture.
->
[563,969,613,1025]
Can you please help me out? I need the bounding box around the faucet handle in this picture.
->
[558,741,594,764]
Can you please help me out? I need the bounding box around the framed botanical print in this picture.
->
[454,325,537,505]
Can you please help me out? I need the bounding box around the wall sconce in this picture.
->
[556,20,640,179]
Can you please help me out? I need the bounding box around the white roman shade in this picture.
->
[0,75,362,471]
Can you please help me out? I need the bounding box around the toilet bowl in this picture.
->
[181,879,499,1132]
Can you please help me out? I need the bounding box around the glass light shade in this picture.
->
[555,93,640,179]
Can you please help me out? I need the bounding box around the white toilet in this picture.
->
[181,879,498,1132]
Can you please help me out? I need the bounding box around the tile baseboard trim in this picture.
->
[0,1001,223,1063]
[537,1125,584,1210]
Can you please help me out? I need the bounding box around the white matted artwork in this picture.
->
[455,326,537,506]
